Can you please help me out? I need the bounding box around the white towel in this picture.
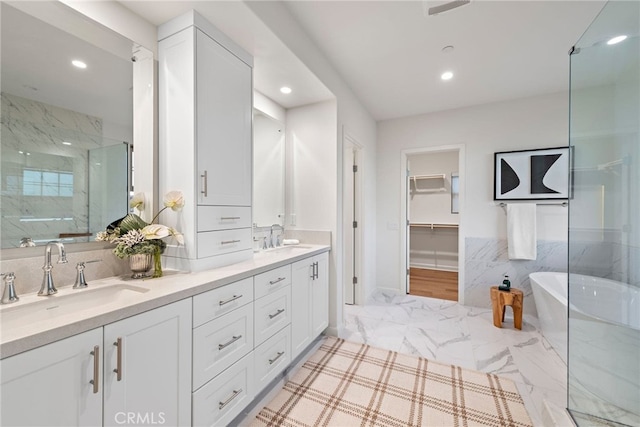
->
[282,239,300,245]
[507,203,537,260]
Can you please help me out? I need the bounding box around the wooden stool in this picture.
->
[490,286,523,330]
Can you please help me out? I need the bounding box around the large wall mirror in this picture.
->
[253,109,285,227]
[0,2,153,251]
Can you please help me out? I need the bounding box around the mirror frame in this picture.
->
[0,1,157,260]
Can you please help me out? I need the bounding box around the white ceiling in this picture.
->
[4,1,609,127]
[282,0,607,120]
[122,0,607,121]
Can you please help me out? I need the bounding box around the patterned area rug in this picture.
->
[250,336,533,427]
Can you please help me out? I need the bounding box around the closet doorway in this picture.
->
[402,146,464,302]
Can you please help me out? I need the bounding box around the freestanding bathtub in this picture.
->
[529,271,640,419]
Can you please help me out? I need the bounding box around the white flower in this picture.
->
[163,191,184,211]
[141,224,171,240]
[114,229,146,248]
[129,192,145,212]
[168,227,185,245]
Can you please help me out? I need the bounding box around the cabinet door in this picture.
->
[196,29,252,207]
[291,258,313,359]
[0,328,103,427]
[103,299,192,427]
[311,252,330,337]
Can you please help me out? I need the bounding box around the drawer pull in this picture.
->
[268,351,285,365]
[219,294,243,306]
[268,308,285,319]
[219,388,243,410]
[269,277,286,285]
[113,338,123,381]
[218,335,242,350]
[89,345,100,393]
[220,216,241,220]
[221,239,241,245]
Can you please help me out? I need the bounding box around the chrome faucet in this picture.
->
[39,241,68,296]
[1,272,19,304]
[271,224,284,247]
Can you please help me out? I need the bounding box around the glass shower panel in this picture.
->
[568,1,639,426]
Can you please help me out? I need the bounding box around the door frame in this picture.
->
[400,144,466,304]
[343,131,363,305]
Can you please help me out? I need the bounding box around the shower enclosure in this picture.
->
[568,1,639,425]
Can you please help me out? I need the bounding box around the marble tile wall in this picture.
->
[464,237,568,316]
[1,92,103,248]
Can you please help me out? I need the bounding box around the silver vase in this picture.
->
[129,253,152,279]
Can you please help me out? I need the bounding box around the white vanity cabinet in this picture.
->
[291,252,329,360]
[0,328,103,427]
[103,299,192,427]
[0,299,191,427]
[158,11,253,271]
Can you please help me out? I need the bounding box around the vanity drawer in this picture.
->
[193,303,254,390]
[254,285,291,346]
[254,264,292,300]
[192,351,254,427]
[193,277,253,327]
[197,206,252,232]
[254,325,291,394]
[197,228,252,258]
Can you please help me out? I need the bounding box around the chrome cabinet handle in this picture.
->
[219,388,243,410]
[268,277,286,285]
[268,351,285,365]
[201,170,208,197]
[220,216,241,220]
[218,335,242,350]
[314,262,319,280]
[268,308,285,319]
[219,294,242,306]
[90,345,100,393]
[113,338,123,381]
[221,240,241,245]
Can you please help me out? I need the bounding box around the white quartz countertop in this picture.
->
[0,244,330,359]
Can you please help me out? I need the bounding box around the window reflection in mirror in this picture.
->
[0,3,134,249]
[253,110,285,227]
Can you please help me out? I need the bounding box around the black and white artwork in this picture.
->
[494,147,571,200]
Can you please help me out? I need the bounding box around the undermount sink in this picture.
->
[0,284,149,328]
[261,245,315,255]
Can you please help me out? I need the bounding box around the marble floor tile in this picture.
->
[341,290,569,426]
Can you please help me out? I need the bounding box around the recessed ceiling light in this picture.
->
[62,141,72,146]
[71,59,87,69]
[607,35,627,45]
[18,151,24,154]
[280,86,292,94]
[441,71,454,81]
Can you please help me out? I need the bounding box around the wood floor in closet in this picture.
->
[409,268,458,301]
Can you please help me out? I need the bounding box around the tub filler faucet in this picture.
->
[39,241,68,296]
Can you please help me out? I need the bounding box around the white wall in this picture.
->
[286,100,337,231]
[246,2,378,333]
[409,151,459,224]
[378,92,570,300]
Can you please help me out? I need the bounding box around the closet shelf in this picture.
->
[410,222,459,230]
[410,174,446,193]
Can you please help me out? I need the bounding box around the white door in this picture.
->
[196,29,252,206]
[311,253,330,337]
[103,299,192,427]
[343,146,356,305]
[0,328,103,427]
[406,165,412,294]
[291,258,312,359]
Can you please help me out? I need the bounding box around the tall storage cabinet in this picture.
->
[158,11,253,272]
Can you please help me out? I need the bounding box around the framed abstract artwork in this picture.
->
[494,146,571,201]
